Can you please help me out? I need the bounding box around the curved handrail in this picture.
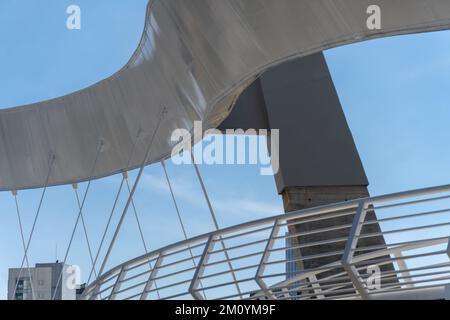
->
[266,237,448,296]
[83,183,450,300]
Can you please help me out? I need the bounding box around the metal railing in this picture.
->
[82,184,450,300]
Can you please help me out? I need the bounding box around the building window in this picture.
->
[15,277,32,300]
[38,280,45,286]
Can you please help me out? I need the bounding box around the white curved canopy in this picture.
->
[2,0,450,190]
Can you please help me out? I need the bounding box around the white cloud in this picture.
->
[139,173,282,218]
[140,172,199,199]
[140,173,170,193]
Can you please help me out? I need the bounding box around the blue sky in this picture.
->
[0,1,449,299]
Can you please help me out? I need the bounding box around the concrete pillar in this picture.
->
[282,186,390,271]
[220,53,396,295]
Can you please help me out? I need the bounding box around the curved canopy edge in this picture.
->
[2,0,450,190]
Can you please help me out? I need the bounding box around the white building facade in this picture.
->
[8,262,76,300]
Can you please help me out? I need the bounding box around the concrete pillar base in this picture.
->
[282,186,369,212]
[282,186,396,294]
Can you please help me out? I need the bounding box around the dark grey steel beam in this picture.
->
[220,53,368,193]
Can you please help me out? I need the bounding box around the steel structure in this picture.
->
[82,184,450,300]
[3,1,450,301]
[3,0,450,190]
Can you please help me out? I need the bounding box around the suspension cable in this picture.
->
[161,160,207,299]
[12,154,55,299]
[96,108,166,279]
[52,140,103,300]
[86,129,142,284]
[190,152,243,298]
[161,161,189,239]
[124,175,161,299]
[12,191,36,300]
[72,185,98,279]
[73,185,104,299]
[124,176,149,256]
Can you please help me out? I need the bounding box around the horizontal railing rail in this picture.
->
[82,184,450,300]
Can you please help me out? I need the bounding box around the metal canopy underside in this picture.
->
[2,0,450,191]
